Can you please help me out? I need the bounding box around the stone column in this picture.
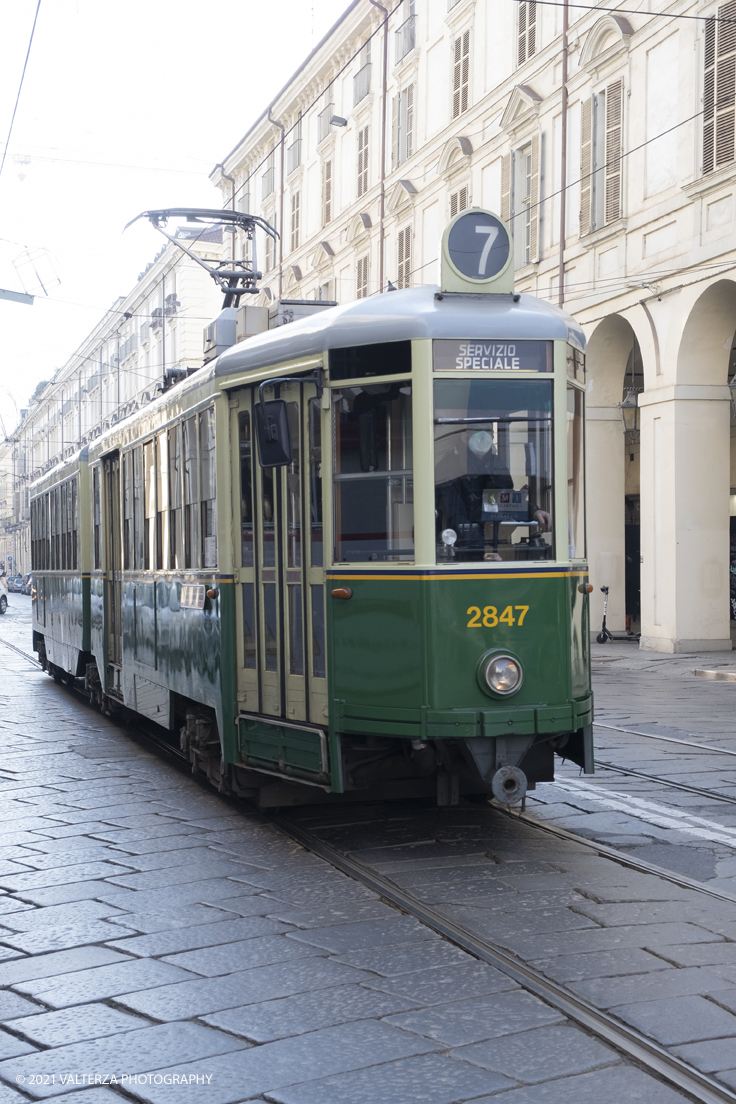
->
[586,406,626,632]
[639,385,731,652]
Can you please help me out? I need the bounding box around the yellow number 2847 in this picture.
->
[466,605,529,628]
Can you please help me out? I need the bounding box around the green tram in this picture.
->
[29,211,593,807]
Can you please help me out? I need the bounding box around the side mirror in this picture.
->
[254,400,292,467]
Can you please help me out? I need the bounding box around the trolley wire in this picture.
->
[514,0,736,27]
[0,0,42,184]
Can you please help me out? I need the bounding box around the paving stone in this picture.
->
[128,1019,441,1104]
[90,824,203,845]
[705,987,736,1015]
[96,878,252,913]
[386,990,565,1047]
[22,1091,118,1103]
[497,922,724,960]
[335,939,473,976]
[203,982,420,1042]
[0,919,133,955]
[105,834,211,857]
[0,994,43,1020]
[0,861,136,892]
[103,858,257,891]
[265,900,396,928]
[115,958,377,1021]
[0,1083,28,1102]
[105,916,288,958]
[14,958,198,1008]
[466,1062,696,1103]
[285,916,428,954]
[0,1021,245,1098]
[529,948,673,983]
[0,947,127,986]
[363,961,519,1005]
[212,895,291,918]
[11,845,123,869]
[0,1028,37,1059]
[451,1023,617,1083]
[104,905,241,934]
[268,1051,514,1104]
[672,1036,736,1072]
[15,880,123,907]
[570,966,735,1008]
[3,1003,149,1047]
[161,933,321,977]
[611,994,736,1045]
[107,844,224,871]
[0,900,128,933]
[440,905,597,940]
[717,1069,736,1091]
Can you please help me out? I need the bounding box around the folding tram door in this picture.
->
[231,381,330,784]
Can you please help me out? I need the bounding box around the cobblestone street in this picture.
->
[0,600,736,1101]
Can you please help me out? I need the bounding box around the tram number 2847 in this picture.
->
[467,605,529,628]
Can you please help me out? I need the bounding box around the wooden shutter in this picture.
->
[529,133,540,261]
[580,97,592,236]
[357,255,368,299]
[500,153,511,222]
[406,84,414,160]
[450,186,469,219]
[704,15,717,173]
[323,161,332,225]
[397,225,412,288]
[518,1,537,66]
[604,79,623,224]
[391,95,398,168]
[357,128,368,198]
[291,191,300,252]
[453,30,470,119]
[716,2,736,170]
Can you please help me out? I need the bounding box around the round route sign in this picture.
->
[446,211,511,282]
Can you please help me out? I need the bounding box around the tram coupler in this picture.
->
[491,765,528,807]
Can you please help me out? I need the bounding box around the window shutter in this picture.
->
[500,153,511,223]
[704,16,716,174]
[391,95,398,168]
[406,84,414,160]
[450,186,469,219]
[357,255,369,299]
[357,128,368,198]
[580,97,592,236]
[604,79,623,223]
[323,161,332,225]
[397,225,412,288]
[529,133,540,261]
[452,31,470,119]
[517,1,537,67]
[291,191,300,252]
[713,2,736,171]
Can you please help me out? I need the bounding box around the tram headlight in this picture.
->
[479,653,523,697]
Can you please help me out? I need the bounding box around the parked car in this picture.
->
[7,576,23,593]
[0,577,7,615]
[21,574,32,595]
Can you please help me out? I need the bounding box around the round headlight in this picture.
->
[483,654,523,695]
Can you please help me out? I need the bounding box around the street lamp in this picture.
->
[619,388,639,441]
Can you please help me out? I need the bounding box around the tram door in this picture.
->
[103,453,123,668]
[232,382,328,726]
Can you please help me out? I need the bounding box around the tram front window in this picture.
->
[434,379,554,563]
[333,384,413,562]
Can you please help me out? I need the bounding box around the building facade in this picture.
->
[0,230,223,575]
[210,0,736,653]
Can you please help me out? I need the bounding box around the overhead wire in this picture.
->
[513,0,736,26]
[0,0,42,184]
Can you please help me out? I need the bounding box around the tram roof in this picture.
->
[213,286,585,378]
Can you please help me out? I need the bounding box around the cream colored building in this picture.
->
[0,230,223,574]
[210,0,736,653]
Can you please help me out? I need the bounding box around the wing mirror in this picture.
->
[254,399,292,467]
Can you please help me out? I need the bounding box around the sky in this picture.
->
[0,0,350,432]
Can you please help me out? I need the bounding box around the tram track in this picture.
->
[7,633,736,1100]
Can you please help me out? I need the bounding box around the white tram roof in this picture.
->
[213,286,585,379]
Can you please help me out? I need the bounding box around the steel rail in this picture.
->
[0,637,40,667]
[595,759,736,806]
[594,721,736,758]
[274,809,736,1104]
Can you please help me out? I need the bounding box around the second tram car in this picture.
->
[30,210,593,807]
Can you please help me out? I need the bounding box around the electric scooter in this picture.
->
[596,585,640,644]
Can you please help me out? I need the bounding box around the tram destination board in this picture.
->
[433,339,552,372]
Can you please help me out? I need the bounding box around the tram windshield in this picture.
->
[434,378,554,563]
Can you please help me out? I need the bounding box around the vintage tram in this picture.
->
[29,210,593,807]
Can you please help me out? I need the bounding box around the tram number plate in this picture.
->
[181,584,206,610]
[467,605,529,628]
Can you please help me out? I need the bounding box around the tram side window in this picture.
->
[123,453,133,570]
[60,483,67,570]
[42,493,49,569]
[308,398,322,567]
[333,384,413,562]
[169,425,182,569]
[143,440,155,570]
[238,412,254,567]
[71,476,78,570]
[133,446,144,570]
[434,379,554,563]
[93,468,102,570]
[52,487,60,569]
[200,408,217,567]
[567,385,586,559]
[183,416,199,569]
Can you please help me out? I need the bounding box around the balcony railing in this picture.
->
[353,62,371,106]
[318,103,334,143]
[286,139,302,175]
[395,14,416,63]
